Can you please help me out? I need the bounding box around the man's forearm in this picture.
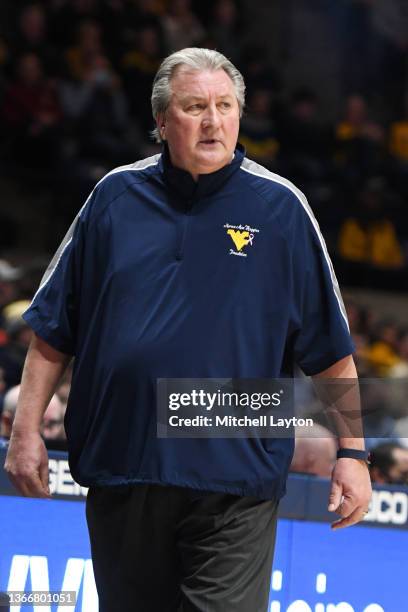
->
[312,354,365,451]
[11,333,72,435]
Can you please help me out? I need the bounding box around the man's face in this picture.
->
[159,68,240,179]
[41,398,64,440]
[388,448,408,484]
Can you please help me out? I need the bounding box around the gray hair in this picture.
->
[151,47,245,143]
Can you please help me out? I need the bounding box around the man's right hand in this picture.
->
[4,430,51,498]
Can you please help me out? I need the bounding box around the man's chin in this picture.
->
[194,153,231,174]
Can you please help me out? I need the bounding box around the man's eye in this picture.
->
[219,101,231,109]
[188,104,204,111]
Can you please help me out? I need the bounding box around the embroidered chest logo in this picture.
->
[224,223,260,257]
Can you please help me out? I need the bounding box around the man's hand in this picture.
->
[328,457,372,530]
[3,333,71,498]
[4,431,51,498]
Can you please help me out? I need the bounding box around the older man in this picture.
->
[5,48,371,612]
[1,384,64,441]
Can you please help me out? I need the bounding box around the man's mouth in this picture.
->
[199,139,219,145]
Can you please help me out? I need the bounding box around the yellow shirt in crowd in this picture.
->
[338,218,404,269]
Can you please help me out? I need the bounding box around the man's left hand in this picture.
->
[328,458,372,530]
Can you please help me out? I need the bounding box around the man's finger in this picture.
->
[331,506,366,530]
[328,480,343,512]
[335,493,357,517]
[7,473,30,497]
[25,471,50,497]
[24,471,51,498]
[9,471,50,499]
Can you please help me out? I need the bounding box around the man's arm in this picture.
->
[4,333,72,498]
[312,354,372,530]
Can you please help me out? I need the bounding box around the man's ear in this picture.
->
[156,115,166,140]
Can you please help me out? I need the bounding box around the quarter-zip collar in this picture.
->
[159,142,245,200]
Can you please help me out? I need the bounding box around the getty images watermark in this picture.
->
[157,378,384,439]
[157,378,311,438]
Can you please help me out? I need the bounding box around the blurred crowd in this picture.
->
[0,1,407,285]
[290,296,408,485]
[0,261,72,451]
[0,1,408,483]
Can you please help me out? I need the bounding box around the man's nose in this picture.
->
[201,104,221,129]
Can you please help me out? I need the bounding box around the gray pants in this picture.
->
[86,483,279,612]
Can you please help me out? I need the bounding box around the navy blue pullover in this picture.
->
[23,144,353,500]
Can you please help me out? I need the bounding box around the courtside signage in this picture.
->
[0,497,406,611]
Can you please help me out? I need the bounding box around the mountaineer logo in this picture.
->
[224,223,260,257]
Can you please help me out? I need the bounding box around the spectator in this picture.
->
[337,178,405,287]
[335,94,385,184]
[209,0,242,64]
[0,300,32,390]
[16,4,46,50]
[160,0,206,53]
[369,442,408,485]
[239,88,278,169]
[389,93,408,198]
[337,94,384,143]
[277,89,334,187]
[48,0,102,50]
[122,25,162,128]
[60,53,133,171]
[41,394,66,443]
[352,332,375,377]
[344,300,373,337]
[290,424,337,479]
[389,96,408,165]
[119,0,164,37]
[389,329,408,378]
[11,4,60,75]
[2,52,63,172]
[363,319,402,376]
[0,384,65,442]
[390,382,408,444]
[0,260,23,329]
[241,45,281,95]
[341,302,375,377]
[360,378,402,449]
[64,20,105,82]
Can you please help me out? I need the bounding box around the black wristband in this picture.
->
[337,448,370,464]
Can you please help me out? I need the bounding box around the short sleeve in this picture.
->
[22,194,93,355]
[291,202,355,376]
